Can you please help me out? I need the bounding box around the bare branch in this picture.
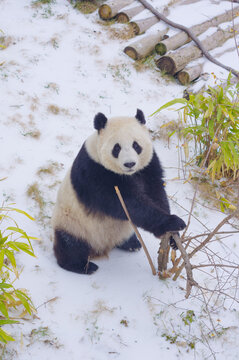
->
[171,233,198,298]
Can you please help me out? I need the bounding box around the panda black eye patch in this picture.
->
[112,143,121,158]
[133,141,142,154]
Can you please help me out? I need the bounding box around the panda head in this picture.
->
[92,109,153,175]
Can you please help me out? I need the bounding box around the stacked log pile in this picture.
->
[98,0,239,85]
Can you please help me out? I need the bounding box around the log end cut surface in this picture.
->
[156,56,176,75]
[99,5,112,19]
[129,22,140,35]
[124,46,138,60]
[177,71,190,85]
[155,42,167,55]
[116,13,130,23]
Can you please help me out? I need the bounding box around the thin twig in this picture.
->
[189,212,237,259]
[182,230,239,243]
[114,186,157,276]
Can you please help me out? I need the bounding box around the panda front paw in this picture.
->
[163,214,186,234]
[170,234,179,250]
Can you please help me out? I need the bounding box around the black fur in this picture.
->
[170,235,178,250]
[71,144,186,238]
[117,233,141,252]
[54,230,98,274]
[94,113,107,132]
[135,109,146,125]
[112,143,121,158]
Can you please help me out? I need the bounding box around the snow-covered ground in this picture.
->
[0,0,239,359]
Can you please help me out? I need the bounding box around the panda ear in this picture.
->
[94,113,108,132]
[135,109,146,125]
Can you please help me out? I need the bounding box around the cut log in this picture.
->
[116,5,145,23]
[177,64,203,85]
[129,16,159,35]
[137,0,239,77]
[157,233,170,272]
[124,29,168,60]
[99,0,134,20]
[155,23,239,75]
[155,6,239,55]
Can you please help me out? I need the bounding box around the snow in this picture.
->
[0,0,239,359]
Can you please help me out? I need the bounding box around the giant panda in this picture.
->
[52,109,186,275]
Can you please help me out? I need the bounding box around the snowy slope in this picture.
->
[0,0,239,359]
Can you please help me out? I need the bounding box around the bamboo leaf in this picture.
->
[0,301,9,318]
[5,208,35,221]
[4,250,16,270]
[208,118,214,138]
[151,98,187,116]
[0,327,15,343]
[0,250,4,271]
[14,290,34,315]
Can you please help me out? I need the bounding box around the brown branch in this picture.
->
[137,0,239,77]
[182,230,239,243]
[171,233,198,298]
[192,263,239,269]
[114,186,157,276]
[173,212,238,280]
[188,212,237,258]
[157,233,170,273]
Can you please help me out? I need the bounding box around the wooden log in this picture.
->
[157,233,170,272]
[138,0,239,77]
[124,29,168,60]
[99,0,134,20]
[155,6,239,55]
[116,5,145,23]
[129,16,159,35]
[177,64,203,85]
[155,23,239,75]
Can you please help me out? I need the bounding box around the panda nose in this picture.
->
[124,162,136,169]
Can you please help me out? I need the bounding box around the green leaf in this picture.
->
[208,118,214,138]
[6,227,34,254]
[14,242,35,257]
[151,98,188,116]
[14,290,33,315]
[0,283,13,290]
[4,250,16,269]
[0,327,15,343]
[0,301,9,318]
[0,250,5,271]
[4,208,35,221]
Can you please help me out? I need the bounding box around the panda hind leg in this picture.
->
[54,230,98,275]
[117,233,142,252]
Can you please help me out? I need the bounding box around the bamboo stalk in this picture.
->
[155,6,239,55]
[114,186,156,276]
[124,29,168,60]
[116,5,145,23]
[156,23,239,75]
[99,0,134,20]
[129,16,159,35]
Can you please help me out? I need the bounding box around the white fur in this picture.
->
[86,116,153,175]
[52,171,134,255]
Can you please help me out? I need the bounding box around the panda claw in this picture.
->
[117,234,142,252]
[84,262,98,275]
